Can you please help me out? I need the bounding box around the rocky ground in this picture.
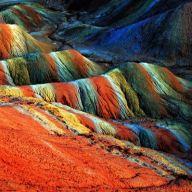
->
[0,1,191,191]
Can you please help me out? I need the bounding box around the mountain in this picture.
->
[0,1,191,191]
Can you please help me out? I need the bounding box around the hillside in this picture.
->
[0,1,191,191]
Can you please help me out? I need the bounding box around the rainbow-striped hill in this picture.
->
[0,1,191,191]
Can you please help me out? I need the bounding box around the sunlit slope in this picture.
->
[1,62,191,120]
[0,49,104,85]
[0,24,54,59]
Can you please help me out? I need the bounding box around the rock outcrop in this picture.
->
[0,1,191,191]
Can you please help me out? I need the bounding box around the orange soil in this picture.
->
[0,106,171,190]
[20,86,36,97]
[0,100,192,191]
[54,83,80,109]
[91,76,121,119]
[68,49,90,76]
[0,24,12,59]
[0,105,191,191]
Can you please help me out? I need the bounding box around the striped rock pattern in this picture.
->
[0,24,54,59]
[0,96,191,191]
[0,49,104,85]
[0,57,191,161]
[1,62,191,120]
[0,1,191,191]
[0,3,64,31]
[0,4,42,30]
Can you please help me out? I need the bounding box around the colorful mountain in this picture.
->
[0,1,191,191]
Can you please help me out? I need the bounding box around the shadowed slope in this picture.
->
[0,4,43,30]
[0,2,63,27]
[76,0,189,26]
[0,0,40,6]
[53,1,192,80]
[0,3,66,45]
[83,2,192,66]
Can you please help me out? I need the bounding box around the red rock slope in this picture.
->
[0,96,191,191]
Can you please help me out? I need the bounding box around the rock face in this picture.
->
[0,24,54,59]
[52,0,192,80]
[0,49,104,85]
[0,1,191,191]
[1,61,191,121]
